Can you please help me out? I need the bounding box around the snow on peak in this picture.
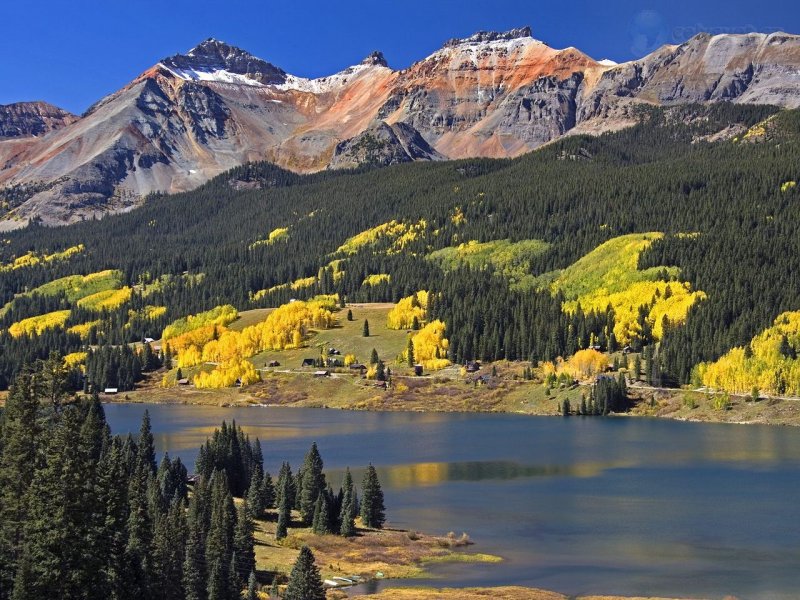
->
[274,60,390,94]
[598,58,619,67]
[442,27,541,48]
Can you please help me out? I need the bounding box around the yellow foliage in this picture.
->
[451,207,466,226]
[67,320,102,339]
[241,299,336,352]
[194,358,261,389]
[9,310,71,337]
[554,233,705,343]
[387,291,429,330]
[406,320,450,370]
[249,227,289,249]
[344,354,357,366]
[77,286,133,311]
[177,346,203,369]
[162,305,238,340]
[141,305,167,320]
[781,181,797,193]
[337,220,427,255]
[698,310,800,396]
[1,244,85,272]
[63,352,88,368]
[363,274,391,287]
[562,349,609,380]
[291,277,316,291]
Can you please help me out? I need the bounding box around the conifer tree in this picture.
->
[276,473,291,541]
[0,369,42,597]
[363,319,370,337]
[138,410,157,474]
[246,572,258,600]
[311,495,331,535]
[299,443,325,524]
[360,464,386,529]
[283,546,325,600]
[260,470,276,510]
[339,468,356,537]
[233,504,256,584]
[407,337,415,367]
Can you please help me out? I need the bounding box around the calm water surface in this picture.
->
[104,404,800,600]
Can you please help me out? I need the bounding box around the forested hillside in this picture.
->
[1,103,799,391]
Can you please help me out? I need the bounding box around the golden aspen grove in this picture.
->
[696,311,800,395]
[550,233,707,344]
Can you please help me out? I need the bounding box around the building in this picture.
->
[314,370,331,378]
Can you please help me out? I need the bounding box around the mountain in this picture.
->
[0,101,77,139]
[1,29,800,228]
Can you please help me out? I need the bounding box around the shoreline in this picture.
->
[107,369,800,427]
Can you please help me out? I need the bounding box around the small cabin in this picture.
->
[177,378,190,386]
[143,337,155,344]
[268,360,281,367]
[328,348,341,355]
[465,361,480,373]
[590,344,602,351]
[301,358,316,367]
[314,370,331,378]
[622,345,632,354]
[414,364,424,377]
[104,387,119,395]
[349,363,367,372]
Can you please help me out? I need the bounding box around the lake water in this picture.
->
[103,404,800,600]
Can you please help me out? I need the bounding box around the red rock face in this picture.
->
[2,30,800,226]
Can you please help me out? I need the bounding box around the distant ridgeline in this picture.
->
[0,103,799,392]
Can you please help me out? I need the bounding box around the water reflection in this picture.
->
[104,404,800,600]
[370,459,629,489]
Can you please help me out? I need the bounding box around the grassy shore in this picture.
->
[117,305,800,426]
[121,362,800,427]
[246,503,500,596]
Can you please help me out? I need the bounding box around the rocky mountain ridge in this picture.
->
[1,28,799,228]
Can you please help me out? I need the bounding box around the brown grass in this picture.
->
[252,509,501,586]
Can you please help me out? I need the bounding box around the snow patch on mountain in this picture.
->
[159,63,266,86]
[274,63,389,94]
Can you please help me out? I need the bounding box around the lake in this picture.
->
[103,404,800,600]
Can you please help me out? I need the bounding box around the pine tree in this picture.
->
[363,319,370,337]
[311,495,331,535]
[370,348,379,365]
[276,473,291,541]
[347,309,353,321]
[299,443,325,524]
[283,546,325,600]
[360,464,386,529]
[260,470,276,509]
[183,500,207,600]
[0,369,42,597]
[245,572,258,600]
[233,504,256,585]
[246,472,264,519]
[138,410,157,474]
[339,468,356,537]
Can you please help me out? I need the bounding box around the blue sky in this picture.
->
[1,0,797,114]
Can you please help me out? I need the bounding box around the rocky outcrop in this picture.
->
[3,28,800,227]
[0,101,78,138]
[329,121,445,169]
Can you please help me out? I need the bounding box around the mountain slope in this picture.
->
[0,101,78,138]
[2,29,800,227]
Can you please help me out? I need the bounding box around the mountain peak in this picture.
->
[362,51,388,67]
[161,39,287,85]
[443,26,535,48]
